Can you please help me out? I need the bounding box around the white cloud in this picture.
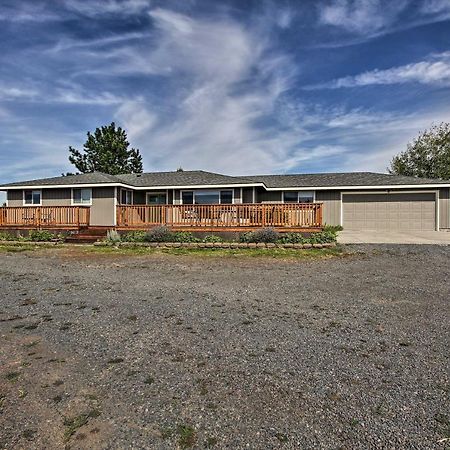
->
[305,52,450,89]
[319,0,408,34]
[0,84,39,100]
[64,0,152,17]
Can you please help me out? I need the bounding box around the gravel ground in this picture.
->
[0,245,449,450]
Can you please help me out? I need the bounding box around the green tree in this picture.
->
[68,122,143,175]
[389,122,450,180]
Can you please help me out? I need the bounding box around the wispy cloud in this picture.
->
[63,0,152,17]
[305,52,450,89]
[319,0,408,35]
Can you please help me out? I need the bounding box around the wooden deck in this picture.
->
[116,203,323,231]
[0,206,90,229]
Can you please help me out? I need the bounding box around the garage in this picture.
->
[342,192,437,231]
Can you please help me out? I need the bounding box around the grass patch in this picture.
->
[177,424,197,449]
[86,245,344,259]
[63,410,101,441]
[5,371,21,383]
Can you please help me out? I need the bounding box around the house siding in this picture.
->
[316,190,341,226]
[440,187,450,229]
[90,187,115,226]
[242,187,254,203]
[256,188,282,203]
[6,190,23,206]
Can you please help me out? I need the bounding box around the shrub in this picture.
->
[277,233,306,244]
[121,231,147,242]
[0,232,15,241]
[144,225,173,242]
[239,227,279,243]
[307,230,337,244]
[171,231,200,243]
[106,229,121,244]
[323,225,343,233]
[28,230,57,242]
[202,235,223,243]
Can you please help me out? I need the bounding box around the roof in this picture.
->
[0,170,449,190]
[115,171,254,187]
[0,171,121,187]
[244,172,450,188]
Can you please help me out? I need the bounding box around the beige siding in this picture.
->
[90,187,115,226]
[6,190,23,206]
[42,188,71,206]
[439,187,450,229]
[316,190,341,226]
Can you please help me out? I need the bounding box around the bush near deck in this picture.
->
[109,226,340,246]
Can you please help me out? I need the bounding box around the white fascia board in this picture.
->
[266,184,450,191]
[2,182,449,192]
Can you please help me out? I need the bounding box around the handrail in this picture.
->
[116,203,323,228]
[0,206,90,228]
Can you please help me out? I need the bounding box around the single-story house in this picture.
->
[0,170,449,231]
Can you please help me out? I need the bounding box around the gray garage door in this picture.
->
[343,193,436,231]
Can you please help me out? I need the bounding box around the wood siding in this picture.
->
[256,188,282,203]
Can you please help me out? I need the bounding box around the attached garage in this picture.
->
[342,192,437,231]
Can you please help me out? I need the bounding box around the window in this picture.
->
[283,191,314,203]
[121,189,133,205]
[147,193,167,205]
[181,190,233,204]
[24,190,41,205]
[181,191,194,204]
[220,190,233,204]
[72,188,92,205]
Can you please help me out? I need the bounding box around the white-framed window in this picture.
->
[23,190,41,206]
[72,188,92,205]
[121,189,133,205]
[146,192,167,205]
[283,191,315,203]
[181,190,234,204]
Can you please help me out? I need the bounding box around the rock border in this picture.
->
[93,241,336,249]
[0,240,336,249]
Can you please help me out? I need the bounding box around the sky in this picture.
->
[1,0,450,197]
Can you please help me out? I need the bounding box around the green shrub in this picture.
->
[144,225,173,242]
[0,232,16,241]
[28,230,57,242]
[121,231,147,242]
[277,233,307,244]
[323,225,343,233]
[202,235,223,243]
[239,227,279,243]
[307,230,337,244]
[172,231,200,243]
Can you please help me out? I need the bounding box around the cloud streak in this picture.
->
[305,52,450,89]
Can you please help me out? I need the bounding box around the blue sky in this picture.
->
[1,0,450,194]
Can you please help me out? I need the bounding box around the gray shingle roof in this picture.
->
[244,172,450,188]
[0,171,120,187]
[1,170,448,189]
[115,171,254,187]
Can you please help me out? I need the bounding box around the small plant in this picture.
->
[240,227,279,243]
[106,229,121,244]
[177,424,197,448]
[121,231,147,242]
[202,235,223,243]
[277,233,306,244]
[63,410,101,441]
[323,224,343,233]
[0,232,15,241]
[28,230,56,242]
[172,231,200,243]
[145,225,173,242]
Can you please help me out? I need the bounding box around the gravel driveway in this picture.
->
[0,245,449,449]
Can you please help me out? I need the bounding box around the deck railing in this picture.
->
[116,203,323,230]
[0,206,90,228]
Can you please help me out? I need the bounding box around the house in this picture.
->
[0,170,449,232]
